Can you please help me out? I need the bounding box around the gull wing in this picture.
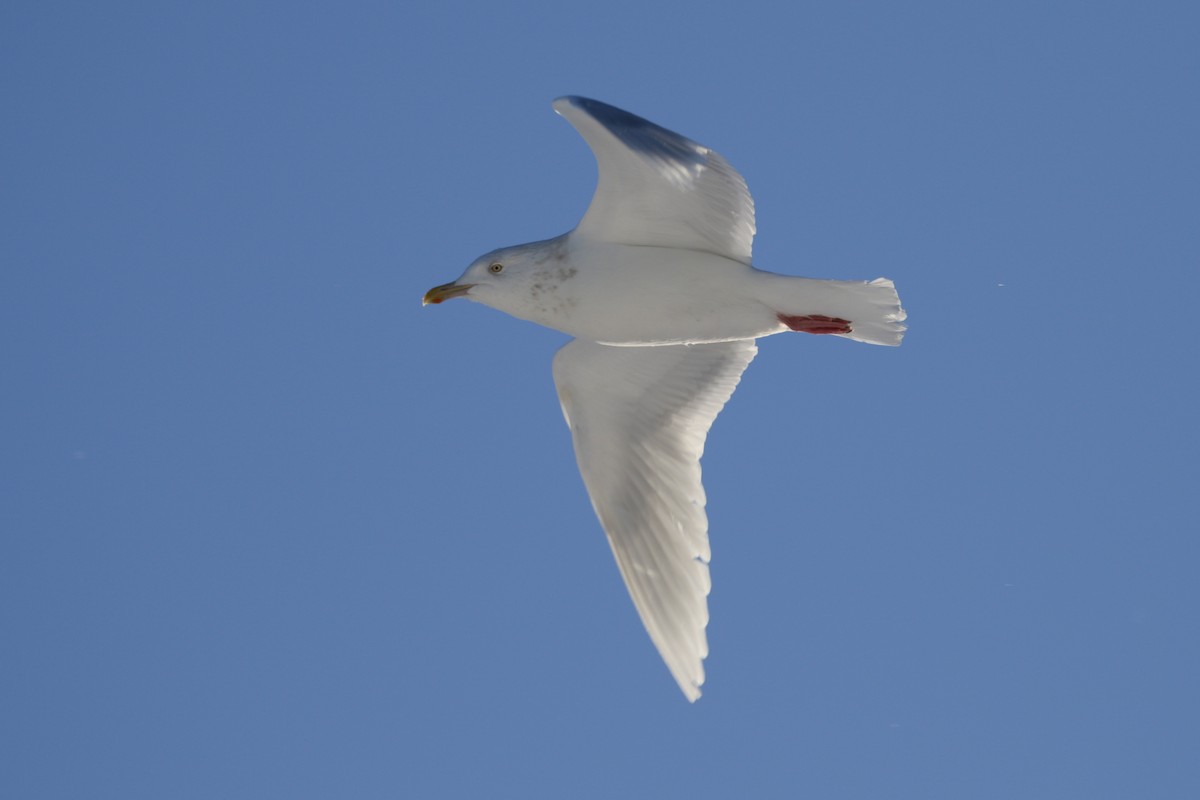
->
[552,338,758,700]
[553,96,756,265]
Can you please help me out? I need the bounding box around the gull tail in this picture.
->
[759,274,906,346]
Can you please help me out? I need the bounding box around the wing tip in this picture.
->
[676,673,704,702]
[552,95,586,116]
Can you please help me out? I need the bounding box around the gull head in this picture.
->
[423,235,576,322]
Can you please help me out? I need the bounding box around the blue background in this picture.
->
[4,2,1198,797]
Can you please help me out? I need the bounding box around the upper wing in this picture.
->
[552,338,758,701]
[553,96,756,265]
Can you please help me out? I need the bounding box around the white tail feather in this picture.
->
[757,274,907,346]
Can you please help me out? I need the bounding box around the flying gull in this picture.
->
[424,96,906,700]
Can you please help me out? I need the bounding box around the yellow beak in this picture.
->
[422,282,474,306]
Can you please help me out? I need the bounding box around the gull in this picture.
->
[424,96,905,701]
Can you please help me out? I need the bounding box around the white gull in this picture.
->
[424,96,906,701]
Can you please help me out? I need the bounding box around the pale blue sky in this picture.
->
[3,2,1198,798]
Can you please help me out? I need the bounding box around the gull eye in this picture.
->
[489,263,504,274]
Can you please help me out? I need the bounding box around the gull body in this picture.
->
[457,235,771,345]
[443,233,904,347]
[424,96,906,701]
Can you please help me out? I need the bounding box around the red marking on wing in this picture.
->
[777,313,853,335]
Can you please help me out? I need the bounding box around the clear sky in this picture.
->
[3,2,1198,798]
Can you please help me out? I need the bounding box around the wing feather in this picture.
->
[552,338,757,700]
[553,96,756,264]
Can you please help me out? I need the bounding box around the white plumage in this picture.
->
[424,96,906,700]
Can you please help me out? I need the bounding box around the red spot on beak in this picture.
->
[777,313,853,335]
